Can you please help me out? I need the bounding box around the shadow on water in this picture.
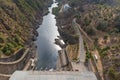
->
[35,1,60,70]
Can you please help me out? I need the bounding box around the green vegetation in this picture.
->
[72,58,79,62]
[74,4,120,37]
[99,46,110,57]
[83,17,91,26]
[0,37,4,43]
[52,7,60,16]
[114,15,120,32]
[108,67,120,80]
[0,0,50,57]
[2,43,14,56]
[84,41,92,61]
[86,27,96,36]
[56,0,120,80]
[96,20,108,31]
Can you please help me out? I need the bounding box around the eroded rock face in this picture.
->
[58,27,79,44]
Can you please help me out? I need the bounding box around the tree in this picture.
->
[52,7,60,16]
[96,20,108,31]
[108,67,116,80]
[0,37,4,43]
[114,15,120,32]
[83,17,91,26]
[86,27,96,36]
[2,43,14,56]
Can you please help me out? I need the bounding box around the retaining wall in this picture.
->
[0,48,24,62]
[0,48,30,74]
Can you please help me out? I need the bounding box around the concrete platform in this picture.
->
[9,71,97,80]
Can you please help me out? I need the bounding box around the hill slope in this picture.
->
[0,0,52,57]
[54,0,120,80]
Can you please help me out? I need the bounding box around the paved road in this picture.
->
[57,18,88,72]
[72,19,86,63]
[71,19,87,71]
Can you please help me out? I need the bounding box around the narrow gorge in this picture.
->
[0,0,120,80]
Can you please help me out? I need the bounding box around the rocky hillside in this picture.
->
[0,0,52,57]
[54,0,120,80]
[76,4,120,80]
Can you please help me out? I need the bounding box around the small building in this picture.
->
[59,4,71,13]
[63,4,71,11]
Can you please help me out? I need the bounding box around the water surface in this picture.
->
[36,1,60,70]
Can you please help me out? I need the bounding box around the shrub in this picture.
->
[103,35,108,40]
[86,27,96,36]
[114,15,120,32]
[108,67,120,80]
[83,17,91,26]
[7,43,15,48]
[72,58,79,62]
[100,46,110,57]
[86,51,91,59]
[0,44,2,48]
[52,7,60,16]
[96,20,108,31]
[0,37,4,43]
[108,67,116,80]
[2,43,14,56]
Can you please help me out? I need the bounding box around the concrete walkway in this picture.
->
[10,71,97,80]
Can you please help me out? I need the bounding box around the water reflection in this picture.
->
[36,1,60,70]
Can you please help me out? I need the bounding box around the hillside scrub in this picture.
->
[55,0,120,80]
[0,0,52,57]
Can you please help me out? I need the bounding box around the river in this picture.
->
[35,1,60,70]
